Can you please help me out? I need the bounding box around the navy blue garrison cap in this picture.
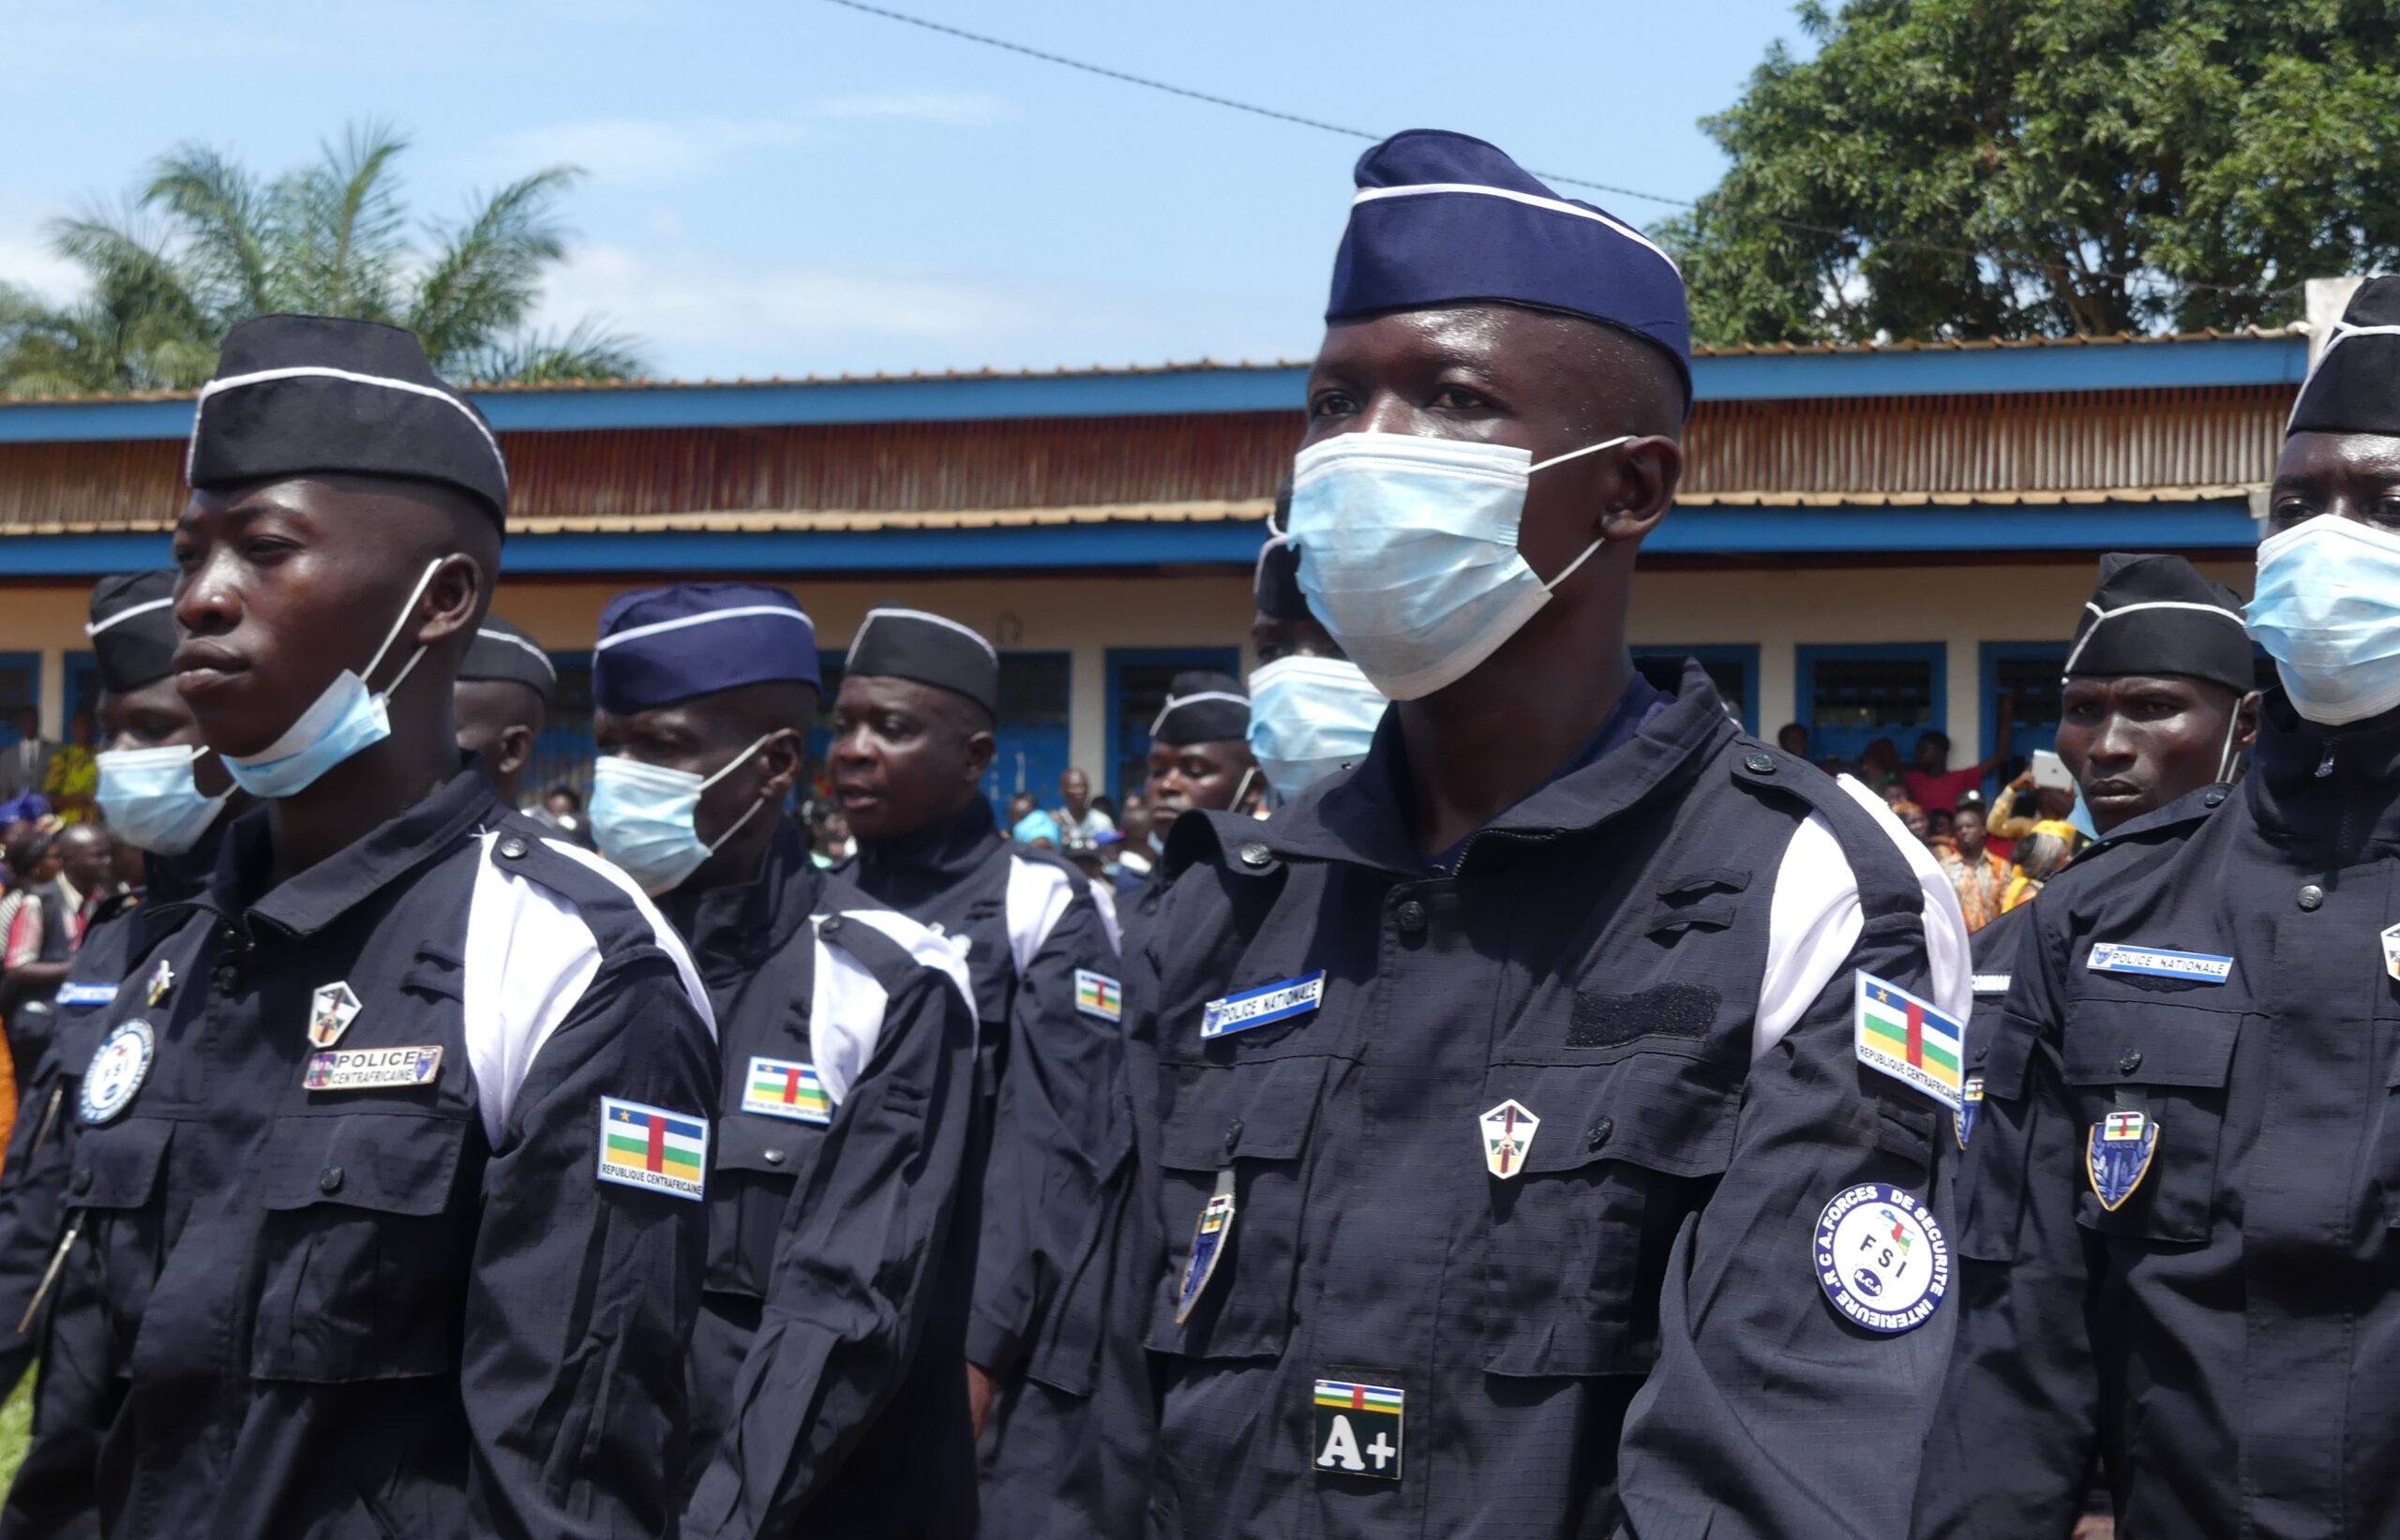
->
[592,582,820,713]
[1328,129,1691,400]
[188,314,509,522]
[86,570,180,693]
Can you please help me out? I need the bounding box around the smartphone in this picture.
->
[2030,749,2074,791]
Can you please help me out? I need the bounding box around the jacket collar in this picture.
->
[665,818,823,982]
[213,761,502,938]
[2245,688,2400,856]
[142,806,238,911]
[851,794,1003,903]
[1264,661,1738,878]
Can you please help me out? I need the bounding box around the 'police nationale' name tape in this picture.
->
[54,982,117,1008]
[1200,972,1326,1039]
[2087,942,2233,983]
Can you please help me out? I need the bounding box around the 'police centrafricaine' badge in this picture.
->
[1955,1074,1985,1149]
[2086,942,2232,984]
[597,1097,707,1201]
[145,958,174,1008]
[1814,1183,1949,1334]
[308,980,363,1048]
[80,1020,156,1126]
[1200,971,1325,1039]
[742,1056,831,1123]
[1175,1168,1237,1324]
[1074,969,1123,1022]
[1313,1379,1403,1480]
[2087,1109,2158,1210]
[1855,972,1965,1111]
[304,1045,442,1092]
[1479,1099,1539,1178]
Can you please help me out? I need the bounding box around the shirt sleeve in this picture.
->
[4,893,44,971]
[1613,794,1963,1540]
[682,944,979,1537]
[1911,903,2102,1538]
[968,879,1128,1377]
[458,942,717,1540]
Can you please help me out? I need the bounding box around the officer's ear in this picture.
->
[493,723,535,782]
[2232,690,2261,758]
[756,727,807,803]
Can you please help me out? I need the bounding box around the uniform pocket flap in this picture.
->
[2061,1002,2236,1089]
[256,1114,468,1216]
[69,1118,172,1210]
[714,1113,812,1176]
[1508,1059,1737,1178]
[1159,1056,1329,1170]
[1980,1021,2038,1100]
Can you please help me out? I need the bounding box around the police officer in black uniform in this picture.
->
[1092,129,1974,1540]
[1913,279,2400,1537]
[579,581,982,1537]
[824,608,1121,1452]
[1118,675,1253,955]
[63,315,717,1537]
[1959,555,2259,1127]
[453,615,555,810]
[0,569,254,1539]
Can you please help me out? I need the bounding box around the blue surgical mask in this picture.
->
[222,558,445,799]
[590,736,772,896]
[1247,654,1386,801]
[95,743,232,855]
[2247,516,2400,725]
[1285,431,1629,700]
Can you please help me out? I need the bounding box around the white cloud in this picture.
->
[489,118,811,187]
[809,90,1005,127]
[0,193,83,304]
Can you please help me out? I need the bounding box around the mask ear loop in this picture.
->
[1230,764,1260,814]
[697,734,777,856]
[1523,435,1635,593]
[2216,691,2259,784]
[360,557,452,703]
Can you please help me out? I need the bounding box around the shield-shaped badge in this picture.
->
[2086,1109,2159,1211]
[144,959,174,1008]
[1955,1074,1985,1149]
[1479,1099,1539,1179]
[1175,1170,1238,1324]
[2382,922,2400,982]
[308,980,364,1049]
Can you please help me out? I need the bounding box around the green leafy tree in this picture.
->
[1660,1,2400,346]
[0,123,645,396]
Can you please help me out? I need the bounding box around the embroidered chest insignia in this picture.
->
[308,980,364,1049]
[2087,1109,2159,1210]
[2086,942,2233,983]
[1478,1099,1540,1179]
[2381,922,2400,982]
[80,1020,156,1126]
[1813,1182,1950,1334]
[143,959,174,1008]
[1312,1380,1404,1480]
[1955,1074,1985,1149]
[743,1056,832,1124]
[1175,1169,1238,1324]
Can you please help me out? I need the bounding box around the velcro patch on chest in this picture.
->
[1200,972,1325,1039]
[1074,969,1123,1022]
[303,1045,442,1092]
[2086,942,2231,983]
[1568,982,1720,1048]
[742,1056,832,1124]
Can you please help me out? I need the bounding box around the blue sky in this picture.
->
[3,1,1816,381]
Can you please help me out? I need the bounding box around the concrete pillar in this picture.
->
[38,650,63,739]
[1069,640,1108,787]
[1756,637,1796,743]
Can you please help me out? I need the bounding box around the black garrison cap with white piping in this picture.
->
[1151,670,1250,745]
[2063,552,2254,693]
[1327,128,1692,401]
[186,314,509,521]
[844,607,1000,717]
[87,570,180,693]
[592,582,820,713]
[458,615,559,704]
[2289,277,2400,437]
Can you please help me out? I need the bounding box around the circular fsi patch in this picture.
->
[80,1019,156,1126]
[1813,1182,1949,1334]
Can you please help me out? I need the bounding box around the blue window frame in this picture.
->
[65,650,99,731]
[1797,643,1946,767]
[518,650,595,811]
[1632,645,1761,734]
[1106,647,1241,800]
[0,652,37,747]
[1982,642,2070,791]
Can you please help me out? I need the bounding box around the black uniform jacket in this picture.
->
[1052,668,1964,1540]
[845,798,1124,1383]
[668,822,981,1540]
[1914,695,2400,1539]
[0,828,225,1540]
[64,768,717,1540]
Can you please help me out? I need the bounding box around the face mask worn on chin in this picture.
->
[1247,653,1388,801]
[221,558,448,800]
[96,743,232,855]
[2247,516,2400,726]
[1284,430,1631,701]
[590,736,773,896]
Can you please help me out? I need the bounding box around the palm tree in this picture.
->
[0,122,646,396]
